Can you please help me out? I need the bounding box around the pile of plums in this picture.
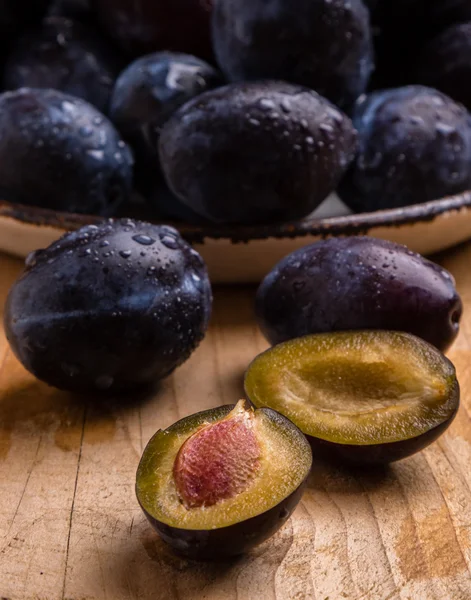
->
[2,0,469,561]
[0,0,471,224]
[4,219,463,558]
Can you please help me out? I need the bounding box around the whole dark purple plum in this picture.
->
[110,52,222,143]
[256,237,462,352]
[159,81,358,225]
[91,0,213,60]
[4,220,212,393]
[0,88,133,215]
[3,17,123,114]
[110,51,222,219]
[338,86,471,213]
[212,0,373,110]
[417,23,471,113]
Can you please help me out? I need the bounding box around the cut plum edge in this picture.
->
[135,401,312,530]
[244,330,460,446]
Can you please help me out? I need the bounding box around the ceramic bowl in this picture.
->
[1,192,470,283]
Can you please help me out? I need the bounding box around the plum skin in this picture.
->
[136,405,311,560]
[338,86,471,212]
[4,220,212,394]
[110,51,222,220]
[256,236,462,352]
[143,484,305,560]
[159,81,358,225]
[3,17,123,114]
[0,88,133,215]
[309,406,459,465]
[212,0,374,111]
[110,52,222,145]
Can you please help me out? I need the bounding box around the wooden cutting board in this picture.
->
[2,243,471,600]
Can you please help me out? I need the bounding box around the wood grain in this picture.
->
[2,243,471,600]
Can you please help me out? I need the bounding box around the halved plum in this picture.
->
[245,331,459,464]
[136,401,312,559]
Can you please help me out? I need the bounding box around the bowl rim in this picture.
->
[1,191,471,244]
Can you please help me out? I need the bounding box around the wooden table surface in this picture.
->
[2,242,471,600]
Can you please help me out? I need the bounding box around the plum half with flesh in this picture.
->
[4,219,212,393]
[3,17,123,114]
[338,86,471,212]
[212,0,373,111]
[245,331,460,464]
[0,88,133,215]
[256,236,462,352]
[136,400,312,559]
[159,81,358,225]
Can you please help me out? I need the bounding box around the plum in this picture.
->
[338,86,471,212]
[3,17,123,114]
[0,88,133,215]
[110,52,222,142]
[417,22,471,113]
[256,237,462,351]
[159,81,358,225]
[110,51,222,215]
[245,331,460,464]
[91,0,213,60]
[4,220,212,393]
[212,0,374,111]
[136,401,312,559]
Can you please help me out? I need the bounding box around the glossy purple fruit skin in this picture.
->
[143,482,306,560]
[3,17,123,114]
[91,0,213,60]
[111,52,222,142]
[417,22,471,113]
[212,0,373,111]
[4,220,212,393]
[256,237,462,352]
[159,81,358,225]
[110,51,222,218]
[338,86,471,213]
[0,88,133,215]
[309,408,459,465]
